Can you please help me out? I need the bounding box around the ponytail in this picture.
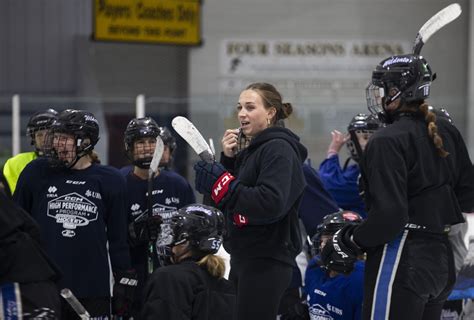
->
[89,150,101,164]
[197,254,226,278]
[419,103,449,157]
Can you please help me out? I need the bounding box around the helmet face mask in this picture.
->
[124,117,160,169]
[43,110,99,168]
[26,108,58,155]
[310,210,362,257]
[156,204,225,266]
[367,54,433,123]
[158,126,177,168]
[346,114,382,161]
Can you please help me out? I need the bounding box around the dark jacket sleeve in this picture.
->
[299,163,339,237]
[105,173,132,271]
[12,161,36,213]
[224,140,305,225]
[353,135,408,248]
[220,152,236,173]
[451,129,474,212]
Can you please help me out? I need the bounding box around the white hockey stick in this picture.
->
[149,136,164,179]
[412,3,461,55]
[60,288,90,319]
[208,138,216,155]
[171,116,215,162]
[147,136,164,274]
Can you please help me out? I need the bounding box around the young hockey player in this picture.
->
[14,109,135,319]
[157,126,177,169]
[2,108,58,197]
[322,54,474,319]
[141,204,235,319]
[122,117,196,318]
[193,82,307,320]
[305,210,364,320]
[319,113,382,217]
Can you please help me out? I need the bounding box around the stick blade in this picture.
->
[172,116,215,162]
[150,136,164,174]
[413,3,462,54]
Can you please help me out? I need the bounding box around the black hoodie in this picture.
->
[220,127,307,265]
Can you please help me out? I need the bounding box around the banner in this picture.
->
[221,39,411,79]
[94,0,201,45]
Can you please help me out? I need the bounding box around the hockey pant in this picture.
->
[362,230,456,320]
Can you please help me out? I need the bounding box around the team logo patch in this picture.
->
[308,304,333,320]
[47,192,98,238]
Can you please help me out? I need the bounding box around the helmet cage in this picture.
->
[367,55,433,123]
[346,114,381,161]
[310,210,362,257]
[43,110,99,169]
[155,204,224,266]
[124,118,160,169]
[26,109,58,154]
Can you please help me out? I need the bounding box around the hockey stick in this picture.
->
[60,288,90,320]
[412,3,461,55]
[147,136,164,274]
[171,116,215,162]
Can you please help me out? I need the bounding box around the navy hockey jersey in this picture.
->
[121,167,196,311]
[14,158,131,298]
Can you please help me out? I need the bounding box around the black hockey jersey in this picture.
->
[355,114,474,248]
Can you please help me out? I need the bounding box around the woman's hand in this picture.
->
[222,129,240,157]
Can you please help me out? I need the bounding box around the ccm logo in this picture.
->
[213,173,232,196]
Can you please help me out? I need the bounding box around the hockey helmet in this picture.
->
[156,204,225,265]
[310,210,362,257]
[366,54,435,123]
[44,109,99,168]
[346,113,382,162]
[26,108,58,154]
[124,117,160,169]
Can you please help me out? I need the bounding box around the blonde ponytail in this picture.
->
[197,254,226,278]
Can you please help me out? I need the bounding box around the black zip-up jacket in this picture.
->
[141,259,235,320]
[355,113,474,248]
[0,191,60,284]
[220,126,307,265]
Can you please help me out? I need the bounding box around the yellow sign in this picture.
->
[94,0,201,45]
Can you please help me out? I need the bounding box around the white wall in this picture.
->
[190,0,470,165]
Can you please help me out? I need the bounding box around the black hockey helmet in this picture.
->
[346,113,382,162]
[158,126,177,168]
[124,117,160,169]
[44,109,100,168]
[159,126,177,153]
[428,106,454,124]
[156,204,225,265]
[310,210,362,257]
[366,54,435,123]
[26,108,58,152]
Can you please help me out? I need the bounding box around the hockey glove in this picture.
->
[128,214,162,246]
[112,269,138,317]
[320,225,363,274]
[193,160,237,204]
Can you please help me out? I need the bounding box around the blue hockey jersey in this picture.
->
[318,155,367,217]
[305,257,364,320]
